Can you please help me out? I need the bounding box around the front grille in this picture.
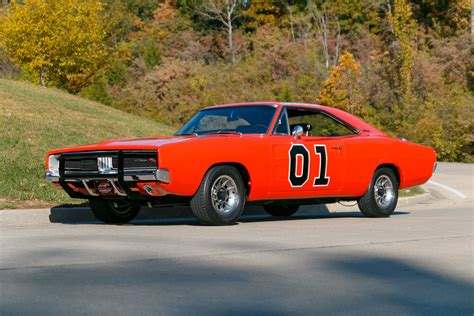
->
[64,158,98,171]
[60,150,157,177]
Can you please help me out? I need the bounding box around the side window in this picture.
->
[287,108,356,137]
[273,109,290,135]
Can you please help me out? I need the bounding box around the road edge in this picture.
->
[0,186,433,226]
[397,187,433,207]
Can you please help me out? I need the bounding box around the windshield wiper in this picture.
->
[177,133,198,136]
[207,131,242,135]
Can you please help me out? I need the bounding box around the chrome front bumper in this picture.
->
[46,169,170,183]
[46,150,171,199]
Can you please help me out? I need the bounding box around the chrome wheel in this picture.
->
[211,175,240,215]
[374,175,395,208]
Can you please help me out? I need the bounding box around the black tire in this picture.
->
[190,165,246,225]
[89,198,140,224]
[358,167,399,218]
[263,204,299,217]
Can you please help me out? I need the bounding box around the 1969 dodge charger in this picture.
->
[46,102,437,225]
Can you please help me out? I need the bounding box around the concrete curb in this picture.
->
[0,186,432,226]
[397,192,432,206]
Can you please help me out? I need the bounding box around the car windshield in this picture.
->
[175,105,277,136]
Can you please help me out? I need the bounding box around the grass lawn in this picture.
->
[399,186,425,197]
[0,79,174,207]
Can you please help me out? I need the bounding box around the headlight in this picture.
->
[48,154,60,176]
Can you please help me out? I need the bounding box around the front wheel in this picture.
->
[89,198,141,224]
[190,165,246,225]
[358,168,399,218]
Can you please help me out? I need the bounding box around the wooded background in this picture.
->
[0,0,472,161]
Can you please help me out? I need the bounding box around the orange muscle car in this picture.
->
[46,103,436,225]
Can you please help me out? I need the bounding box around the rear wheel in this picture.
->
[190,165,246,225]
[89,198,140,224]
[358,168,398,218]
[263,204,299,217]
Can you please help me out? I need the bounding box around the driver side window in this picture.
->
[274,107,356,137]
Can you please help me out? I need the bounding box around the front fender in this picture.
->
[155,135,271,200]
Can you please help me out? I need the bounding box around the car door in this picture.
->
[267,106,353,199]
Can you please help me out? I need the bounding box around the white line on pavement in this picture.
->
[427,181,467,199]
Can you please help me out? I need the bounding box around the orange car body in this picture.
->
[46,103,436,204]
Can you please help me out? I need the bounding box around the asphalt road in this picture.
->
[0,163,473,315]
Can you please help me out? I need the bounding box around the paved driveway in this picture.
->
[0,163,472,315]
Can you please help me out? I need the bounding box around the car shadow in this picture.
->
[49,204,410,226]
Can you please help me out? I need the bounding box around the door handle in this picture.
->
[331,145,342,151]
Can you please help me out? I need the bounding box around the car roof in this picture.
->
[203,102,324,110]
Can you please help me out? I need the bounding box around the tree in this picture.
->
[0,0,109,92]
[318,50,362,115]
[389,0,416,101]
[307,0,341,75]
[410,0,470,36]
[281,1,297,41]
[243,0,282,29]
[189,0,248,63]
[291,6,313,48]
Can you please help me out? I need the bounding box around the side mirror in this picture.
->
[292,125,304,139]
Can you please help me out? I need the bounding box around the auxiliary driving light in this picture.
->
[143,184,155,195]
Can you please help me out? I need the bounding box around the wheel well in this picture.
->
[376,164,400,185]
[208,163,251,197]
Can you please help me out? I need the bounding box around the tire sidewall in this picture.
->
[107,200,140,220]
[202,166,246,224]
[89,198,140,224]
[370,168,399,216]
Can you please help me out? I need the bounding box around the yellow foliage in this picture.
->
[0,0,109,92]
[244,0,281,29]
[318,51,362,115]
[451,0,470,33]
[391,0,416,101]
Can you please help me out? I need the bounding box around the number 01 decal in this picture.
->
[288,144,330,188]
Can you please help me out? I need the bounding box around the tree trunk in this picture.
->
[227,11,235,63]
[228,24,234,63]
[471,0,473,41]
[39,68,46,88]
[288,6,295,42]
[387,0,394,33]
[334,21,341,66]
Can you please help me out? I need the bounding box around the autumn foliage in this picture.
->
[0,0,109,92]
[318,51,362,115]
[0,0,472,161]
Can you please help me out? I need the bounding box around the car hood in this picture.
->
[95,136,189,148]
[48,134,267,155]
[48,136,195,154]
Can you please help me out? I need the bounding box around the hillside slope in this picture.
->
[0,79,174,206]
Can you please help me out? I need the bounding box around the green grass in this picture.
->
[0,79,174,206]
[399,186,425,197]
[0,203,18,209]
